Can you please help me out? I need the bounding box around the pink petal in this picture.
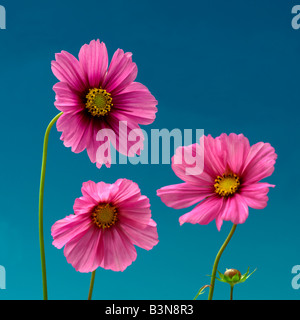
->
[172,143,215,186]
[120,219,159,250]
[118,198,151,229]
[73,197,97,215]
[53,82,84,114]
[179,195,224,226]
[157,182,213,209]
[89,119,114,168]
[220,133,250,175]
[78,180,118,206]
[102,49,138,94]
[113,179,152,228]
[72,115,96,155]
[241,141,277,184]
[100,226,137,272]
[239,183,275,209]
[81,180,101,200]
[56,111,92,154]
[78,39,108,88]
[63,225,103,273]
[112,179,142,204]
[218,194,249,227]
[112,82,158,125]
[60,115,113,169]
[106,114,144,157]
[51,214,92,250]
[202,135,226,177]
[51,50,87,92]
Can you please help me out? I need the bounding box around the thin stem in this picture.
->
[207,224,237,300]
[193,285,211,300]
[39,112,63,300]
[230,285,234,300]
[88,271,96,300]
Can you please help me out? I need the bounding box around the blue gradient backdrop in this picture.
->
[0,0,299,300]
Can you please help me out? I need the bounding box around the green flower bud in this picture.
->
[215,267,256,287]
[224,269,241,282]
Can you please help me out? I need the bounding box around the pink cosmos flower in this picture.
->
[157,133,277,231]
[51,39,158,168]
[51,179,159,272]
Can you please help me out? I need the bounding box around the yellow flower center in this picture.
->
[91,203,118,229]
[214,173,240,197]
[85,88,113,117]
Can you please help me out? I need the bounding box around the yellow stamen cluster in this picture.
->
[85,88,113,117]
[91,203,118,229]
[214,173,240,197]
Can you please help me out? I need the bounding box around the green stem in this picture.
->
[39,112,63,300]
[230,285,234,300]
[88,271,96,300]
[193,284,211,300]
[207,224,237,300]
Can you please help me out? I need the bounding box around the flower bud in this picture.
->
[224,269,241,281]
[215,267,256,293]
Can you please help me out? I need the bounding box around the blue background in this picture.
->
[0,0,299,300]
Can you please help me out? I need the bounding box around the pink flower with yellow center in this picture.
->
[51,39,158,168]
[157,133,277,230]
[51,179,159,272]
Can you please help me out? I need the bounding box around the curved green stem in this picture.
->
[88,271,96,300]
[207,224,237,300]
[193,284,210,300]
[39,112,63,300]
